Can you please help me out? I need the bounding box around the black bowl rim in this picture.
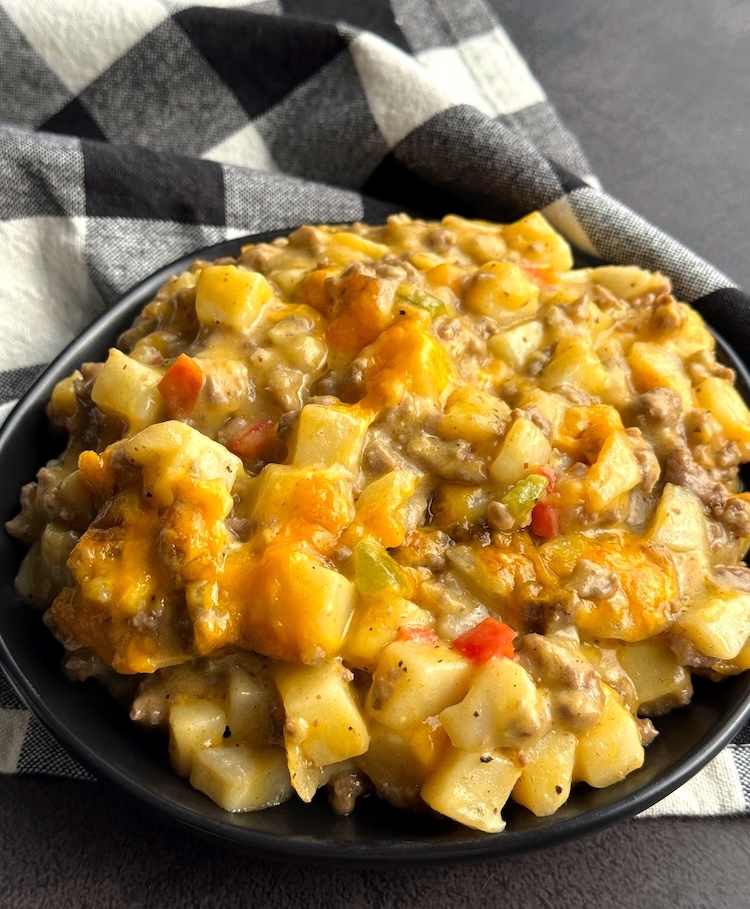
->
[1,228,750,866]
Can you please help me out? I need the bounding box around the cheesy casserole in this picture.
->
[8,213,750,832]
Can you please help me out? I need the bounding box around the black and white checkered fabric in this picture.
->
[1,0,749,816]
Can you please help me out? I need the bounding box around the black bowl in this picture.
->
[1,231,750,866]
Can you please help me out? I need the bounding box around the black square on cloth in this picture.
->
[0,7,73,131]
[281,0,411,52]
[40,98,108,143]
[77,18,250,157]
[81,140,226,225]
[175,8,348,120]
[0,129,86,220]
[254,50,390,188]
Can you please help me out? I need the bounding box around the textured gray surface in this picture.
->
[3,1,750,906]
[1,776,750,908]
[502,0,750,292]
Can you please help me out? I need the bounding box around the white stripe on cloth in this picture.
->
[640,747,747,817]
[417,28,546,117]
[2,0,168,96]
[0,708,29,773]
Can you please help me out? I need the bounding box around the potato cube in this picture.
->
[431,483,494,533]
[585,430,642,511]
[648,484,709,554]
[168,698,227,777]
[673,592,750,660]
[342,595,433,672]
[250,464,355,543]
[489,320,545,372]
[463,262,539,319]
[439,657,549,750]
[190,743,292,812]
[328,231,390,261]
[616,639,692,715]
[628,342,694,409]
[694,376,750,446]
[541,337,607,397]
[503,211,574,272]
[347,469,422,548]
[573,685,644,788]
[291,404,372,473]
[195,264,272,332]
[438,387,511,446]
[489,417,551,489]
[226,665,276,746]
[91,348,166,433]
[511,728,577,817]
[421,746,523,833]
[590,265,665,301]
[121,420,241,508]
[357,720,449,805]
[241,540,356,664]
[366,640,473,733]
[272,660,369,769]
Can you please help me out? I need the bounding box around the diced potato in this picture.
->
[226,665,276,746]
[585,430,642,511]
[431,483,494,533]
[648,484,709,554]
[573,685,644,788]
[421,746,523,833]
[346,469,422,548]
[489,417,551,489]
[357,720,449,804]
[272,660,369,769]
[269,266,308,298]
[438,387,511,446]
[342,595,433,672]
[463,262,539,319]
[541,337,607,397]
[489,320,545,372]
[664,306,714,358]
[518,388,566,438]
[250,464,355,543]
[121,420,241,508]
[195,264,272,332]
[511,728,577,816]
[239,540,356,664]
[616,639,692,715]
[366,640,473,733]
[328,231,390,261]
[190,743,292,812]
[590,265,665,301]
[91,348,166,433]
[673,592,750,660]
[291,404,371,473]
[628,341,694,409]
[694,376,750,446]
[439,657,549,750]
[503,212,574,272]
[169,697,227,777]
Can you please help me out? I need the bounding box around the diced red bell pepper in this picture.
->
[530,501,560,539]
[227,418,277,461]
[157,353,203,418]
[396,625,439,645]
[452,617,516,664]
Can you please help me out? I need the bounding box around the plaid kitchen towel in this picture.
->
[0,0,749,817]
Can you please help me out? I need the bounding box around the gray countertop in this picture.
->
[3,2,750,906]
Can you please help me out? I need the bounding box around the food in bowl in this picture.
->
[7,213,750,833]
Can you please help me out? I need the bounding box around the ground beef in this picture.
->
[663,442,727,510]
